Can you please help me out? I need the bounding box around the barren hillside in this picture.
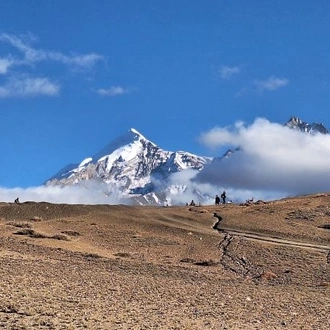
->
[0,194,329,329]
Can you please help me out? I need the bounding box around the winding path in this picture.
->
[216,227,330,252]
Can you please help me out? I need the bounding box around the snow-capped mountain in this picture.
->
[46,117,329,205]
[45,128,212,205]
[284,116,328,135]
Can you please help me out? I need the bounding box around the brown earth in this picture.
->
[0,194,330,329]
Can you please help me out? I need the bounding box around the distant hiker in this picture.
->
[221,191,226,204]
[215,195,220,205]
[14,197,20,204]
[212,212,223,230]
[190,200,196,206]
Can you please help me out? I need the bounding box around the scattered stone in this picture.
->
[6,221,32,228]
[259,270,278,281]
[61,230,81,236]
[30,216,42,221]
[114,252,131,258]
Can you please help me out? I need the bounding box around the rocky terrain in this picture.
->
[0,193,329,329]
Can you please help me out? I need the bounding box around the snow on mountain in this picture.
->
[45,117,329,205]
[45,128,212,205]
[284,116,328,135]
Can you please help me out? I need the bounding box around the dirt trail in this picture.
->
[216,227,330,252]
[155,212,330,252]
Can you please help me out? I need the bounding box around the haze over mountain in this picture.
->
[40,116,330,206]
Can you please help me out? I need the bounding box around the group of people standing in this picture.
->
[187,191,227,207]
[215,191,226,205]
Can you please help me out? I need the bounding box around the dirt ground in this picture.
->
[0,194,329,329]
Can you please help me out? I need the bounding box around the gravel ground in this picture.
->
[0,196,329,329]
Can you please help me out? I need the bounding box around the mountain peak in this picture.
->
[129,128,141,135]
[46,127,211,205]
[284,116,328,135]
[286,116,303,126]
[92,128,156,161]
[127,128,153,144]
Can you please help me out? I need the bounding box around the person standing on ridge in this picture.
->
[221,191,226,204]
[215,195,220,205]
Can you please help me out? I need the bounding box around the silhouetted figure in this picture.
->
[14,197,20,204]
[221,191,226,204]
[190,200,196,206]
[215,195,220,205]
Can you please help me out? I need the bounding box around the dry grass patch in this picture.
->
[82,252,102,259]
[6,221,32,228]
[60,230,81,236]
[30,216,42,221]
[14,229,70,241]
[180,258,218,266]
[50,234,71,241]
[114,252,132,258]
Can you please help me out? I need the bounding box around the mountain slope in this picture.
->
[45,128,212,205]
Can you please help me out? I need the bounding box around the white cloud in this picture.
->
[0,185,126,205]
[164,169,278,205]
[254,76,289,91]
[0,32,104,98]
[0,57,14,74]
[235,76,289,97]
[0,76,60,98]
[0,33,103,70]
[57,53,103,69]
[219,65,241,79]
[96,86,130,96]
[196,118,330,199]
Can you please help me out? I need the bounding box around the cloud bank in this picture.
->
[0,184,125,205]
[196,118,330,200]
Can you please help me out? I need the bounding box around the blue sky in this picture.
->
[1,1,330,199]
